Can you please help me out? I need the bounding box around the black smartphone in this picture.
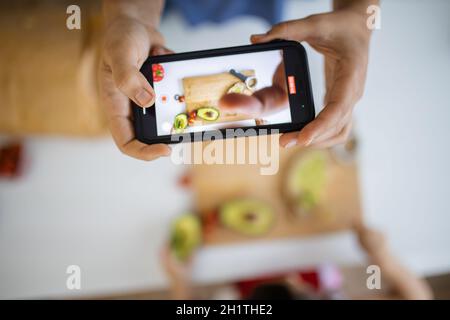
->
[132,40,315,144]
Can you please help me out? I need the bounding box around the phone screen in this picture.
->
[151,49,291,136]
[134,41,315,144]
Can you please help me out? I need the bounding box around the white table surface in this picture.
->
[1,0,450,299]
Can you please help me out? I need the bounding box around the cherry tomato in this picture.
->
[152,64,164,82]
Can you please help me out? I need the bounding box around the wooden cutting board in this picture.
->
[0,1,107,136]
[182,70,255,125]
[189,136,363,245]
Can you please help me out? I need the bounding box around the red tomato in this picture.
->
[152,64,164,82]
[0,142,23,178]
[202,209,219,237]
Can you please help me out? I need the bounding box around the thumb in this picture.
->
[108,48,155,108]
[251,17,319,43]
[151,44,175,56]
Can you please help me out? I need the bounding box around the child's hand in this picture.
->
[160,246,195,299]
[355,223,388,258]
[251,7,372,148]
[160,247,193,283]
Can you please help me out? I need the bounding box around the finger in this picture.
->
[305,113,347,146]
[298,114,331,146]
[253,86,289,116]
[324,57,337,105]
[110,114,170,160]
[279,105,348,148]
[218,93,264,118]
[221,62,289,118]
[279,131,298,148]
[298,103,350,145]
[325,60,364,112]
[272,62,288,91]
[251,62,289,115]
[118,138,171,161]
[107,45,155,109]
[99,67,171,160]
[279,118,325,148]
[308,121,352,148]
[250,16,319,43]
[295,60,359,147]
[151,45,175,56]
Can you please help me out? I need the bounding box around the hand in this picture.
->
[99,16,172,160]
[354,223,433,300]
[218,62,289,118]
[160,246,193,284]
[354,223,388,258]
[251,7,372,148]
[160,246,194,299]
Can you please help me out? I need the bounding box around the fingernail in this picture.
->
[284,140,297,149]
[251,34,266,42]
[135,89,153,106]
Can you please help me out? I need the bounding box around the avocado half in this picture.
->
[285,151,327,213]
[170,213,202,261]
[220,199,274,236]
[196,107,220,121]
[227,81,253,95]
[173,113,188,132]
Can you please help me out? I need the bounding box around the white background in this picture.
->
[0,0,450,298]
[153,50,291,135]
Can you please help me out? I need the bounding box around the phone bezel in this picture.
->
[132,40,315,144]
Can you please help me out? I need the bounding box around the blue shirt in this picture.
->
[164,0,285,26]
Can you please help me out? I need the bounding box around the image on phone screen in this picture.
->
[151,49,290,136]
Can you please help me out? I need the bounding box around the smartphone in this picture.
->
[132,40,315,144]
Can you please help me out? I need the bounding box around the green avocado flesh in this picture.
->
[220,199,274,236]
[228,82,246,94]
[287,151,327,212]
[196,107,220,121]
[170,213,202,260]
[173,113,188,132]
